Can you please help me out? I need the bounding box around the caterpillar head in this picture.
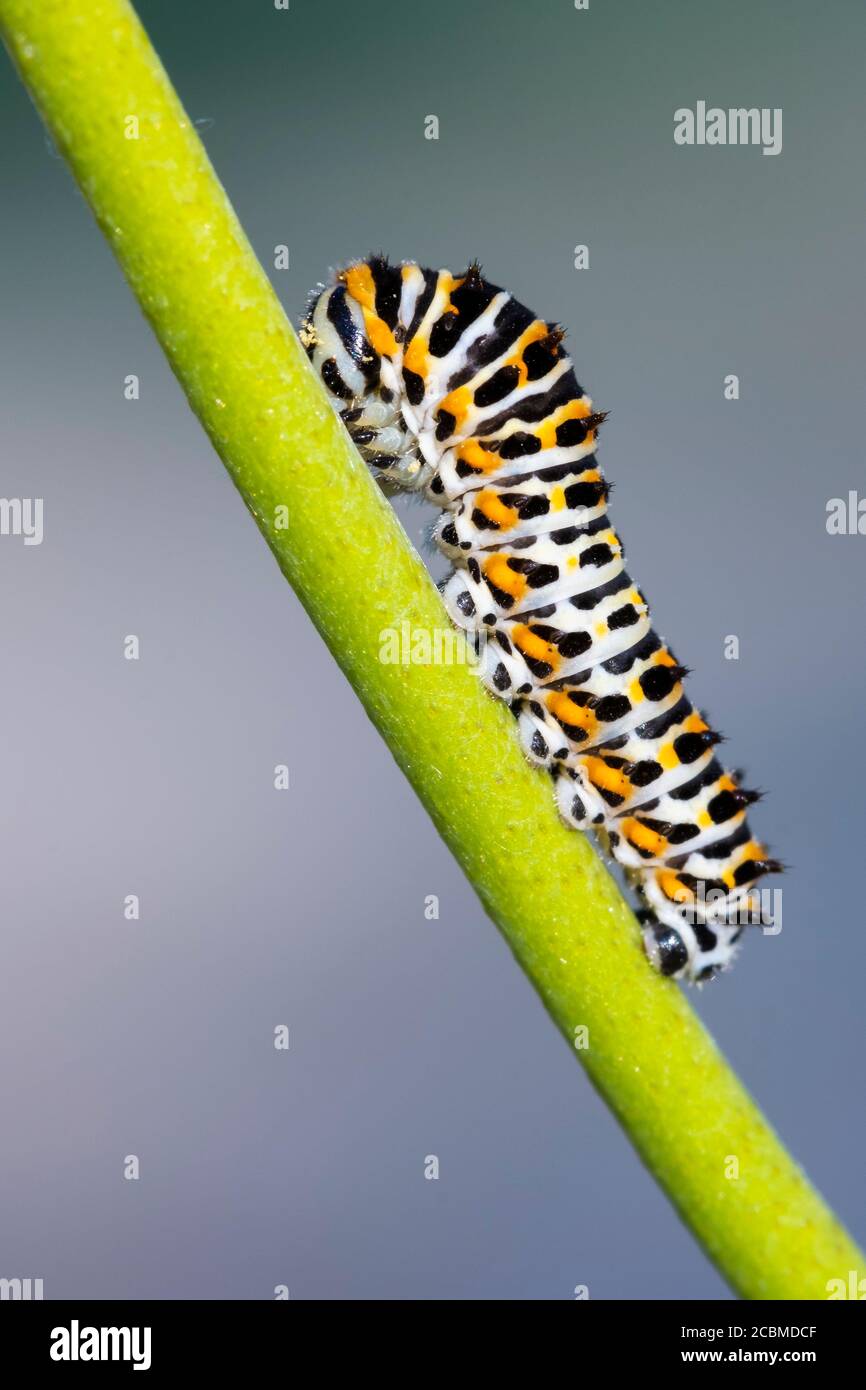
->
[301,280,382,400]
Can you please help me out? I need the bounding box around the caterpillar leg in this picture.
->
[517,704,565,768]
[440,567,488,634]
[554,764,608,830]
[470,629,533,699]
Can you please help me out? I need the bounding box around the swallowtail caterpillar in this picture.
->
[301,257,780,982]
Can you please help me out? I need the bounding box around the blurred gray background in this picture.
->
[1,0,864,1300]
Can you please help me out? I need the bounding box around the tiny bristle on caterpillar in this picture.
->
[301,256,781,983]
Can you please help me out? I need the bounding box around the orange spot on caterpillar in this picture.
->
[483,554,527,600]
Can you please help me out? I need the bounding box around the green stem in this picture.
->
[2,0,860,1300]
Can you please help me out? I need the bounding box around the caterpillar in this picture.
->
[300,256,781,982]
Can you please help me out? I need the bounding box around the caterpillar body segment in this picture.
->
[301,257,781,983]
